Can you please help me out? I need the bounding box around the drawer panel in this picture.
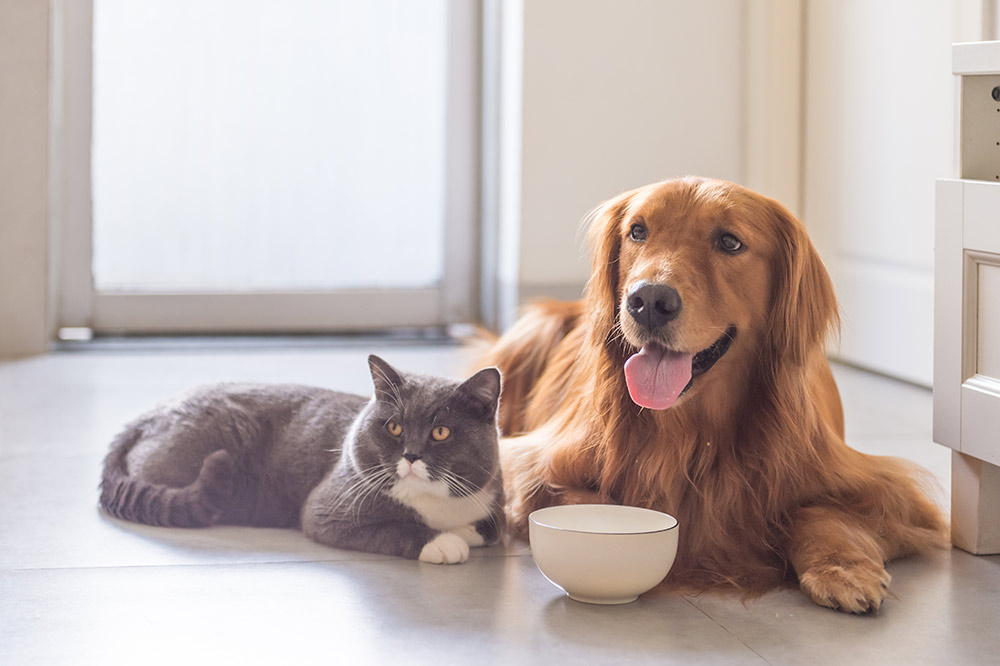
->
[962,378,1000,467]
[964,181,1000,253]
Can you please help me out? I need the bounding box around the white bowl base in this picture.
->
[567,593,639,605]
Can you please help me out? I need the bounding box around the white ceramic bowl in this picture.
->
[528,504,679,605]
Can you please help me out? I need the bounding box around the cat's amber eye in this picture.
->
[385,420,403,437]
[431,426,451,441]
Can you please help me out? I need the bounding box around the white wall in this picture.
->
[742,0,804,216]
[495,0,746,326]
[803,0,986,385]
[0,0,50,358]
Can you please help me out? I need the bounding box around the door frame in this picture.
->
[51,0,481,335]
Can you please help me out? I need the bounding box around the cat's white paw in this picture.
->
[450,524,485,547]
[418,532,470,564]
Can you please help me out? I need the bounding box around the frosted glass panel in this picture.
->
[92,0,446,292]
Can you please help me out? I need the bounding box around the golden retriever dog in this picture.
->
[484,177,946,613]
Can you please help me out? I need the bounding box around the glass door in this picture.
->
[57,0,479,334]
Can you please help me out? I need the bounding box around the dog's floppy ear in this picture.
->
[583,187,642,342]
[766,202,839,366]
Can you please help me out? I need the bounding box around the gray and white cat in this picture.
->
[99,355,505,564]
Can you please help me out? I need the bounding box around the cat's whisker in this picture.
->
[438,470,492,518]
[472,461,503,484]
[451,485,499,533]
[437,469,473,497]
[328,464,384,504]
[346,471,390,521]
[341,473,391,521]
[429,469,499,535]
[327,462,395,517]
[327,479,373,516]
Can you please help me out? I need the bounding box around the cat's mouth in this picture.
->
[392,458,452,498]
[396,458,431,482]
[391,460,452,502]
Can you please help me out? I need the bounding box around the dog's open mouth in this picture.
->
[623,326,737,410]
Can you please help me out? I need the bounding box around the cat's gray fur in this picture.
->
[100,356,504,563]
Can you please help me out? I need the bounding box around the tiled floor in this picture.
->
[1,343,998,665]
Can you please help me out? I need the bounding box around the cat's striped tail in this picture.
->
[99,425,234,527]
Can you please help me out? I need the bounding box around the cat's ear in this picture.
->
[368,355,403,403]
[455,367,502,420]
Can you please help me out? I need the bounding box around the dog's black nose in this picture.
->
[626,282,682,330]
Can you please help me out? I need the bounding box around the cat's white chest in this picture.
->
[388,479,494,532]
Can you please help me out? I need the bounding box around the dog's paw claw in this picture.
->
[800,561,891,615]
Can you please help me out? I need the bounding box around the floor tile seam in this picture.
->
[681,596,773,665]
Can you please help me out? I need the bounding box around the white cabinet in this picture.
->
[934,41,1000,555]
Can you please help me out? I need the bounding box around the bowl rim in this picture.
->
[528,503,679,536]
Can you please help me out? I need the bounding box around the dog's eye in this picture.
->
[629,223,647,242]
[718,233,743,253]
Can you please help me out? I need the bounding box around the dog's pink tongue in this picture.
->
[624,345,694,410]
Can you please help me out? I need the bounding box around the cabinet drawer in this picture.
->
[964,181,1000,253]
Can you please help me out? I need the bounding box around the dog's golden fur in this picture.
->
[484,177,946,613]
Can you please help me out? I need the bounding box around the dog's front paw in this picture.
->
[418,532,470,564]
[799,559,891,614]
[449,524,486,547]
